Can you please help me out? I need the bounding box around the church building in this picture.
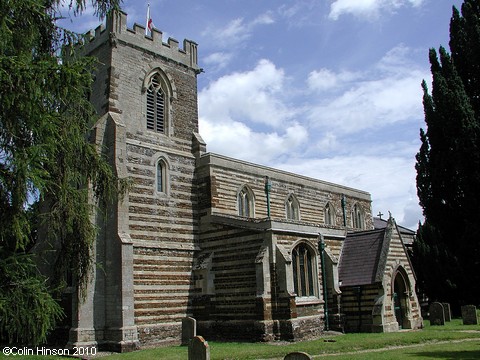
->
[48,11,423,351]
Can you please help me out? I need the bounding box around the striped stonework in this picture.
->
[53,10,422,352]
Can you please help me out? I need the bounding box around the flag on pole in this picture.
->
[146,4,155,35]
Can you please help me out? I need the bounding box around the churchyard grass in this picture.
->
[0,318,478,359]
[101,317,480,360]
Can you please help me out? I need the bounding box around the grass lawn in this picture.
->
[1,318,479,359]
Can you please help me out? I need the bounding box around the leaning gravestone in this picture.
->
[442,302,451,321]
[461,305,478,325]
[188,336,210,360]
[284,351,312,360]
[429,302,445,325]
[182,317,197,346]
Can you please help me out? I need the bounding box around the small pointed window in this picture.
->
[352,203,364,229]
[147,74,166,133]
[325,202,335,225]
[238,186,254,217]
[286,194,300,221]
[156,159,166,193]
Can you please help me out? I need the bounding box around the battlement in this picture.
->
[79,10,199,71]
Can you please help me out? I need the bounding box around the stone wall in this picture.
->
[381,225,422,331]
[79,11,201,347]
[340,284,381,332]
[196,153,372,230]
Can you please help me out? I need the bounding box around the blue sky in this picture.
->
[58,0,464,229]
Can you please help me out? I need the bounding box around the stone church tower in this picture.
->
[69,11,203,350]
[54,10,422,352]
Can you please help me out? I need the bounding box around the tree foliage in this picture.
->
[414,0,480,308]
[0,0,121,345]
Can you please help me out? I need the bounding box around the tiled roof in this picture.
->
[338,228,386,287]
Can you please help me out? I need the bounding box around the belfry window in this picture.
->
[146,74,166,133]
[292,243,316,297]
[286,194,300,220]
[238,186,254,217]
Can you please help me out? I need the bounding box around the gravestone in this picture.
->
[284,351,312,360]
[442,302,451,321]
[182,317,197,345]
[461,305,478,325]
[188,336,210,360]
[429,302,445,325]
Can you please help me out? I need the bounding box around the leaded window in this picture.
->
[292,243,316,297]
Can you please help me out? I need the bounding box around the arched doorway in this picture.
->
[393,270,409,329]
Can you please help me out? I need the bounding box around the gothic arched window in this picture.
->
[292,243,317,297]
[286,194,300,220]
[147,73,166,133]
[325,202,335,225]
[156,158,168,193]
[238,186,254,217]
[352,203,365,229]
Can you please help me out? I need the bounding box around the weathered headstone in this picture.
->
[461,305,478,325]
[429,302,445,325]
[188,336,210,360]
[442,302,451,322]
[284,351,312,360]
[182,317,197,346]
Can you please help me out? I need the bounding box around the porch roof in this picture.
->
[338,228,387,287]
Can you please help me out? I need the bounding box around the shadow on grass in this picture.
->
[407,349,480,359]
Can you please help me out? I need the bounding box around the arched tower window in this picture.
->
[156,158,168,194]
[325,202,335,225]
[351,203,364,229]
[286,194,300,221]
[292,242,317,297]
[147,74,166,133]
[238,185,254,218]
[144,69,176,135]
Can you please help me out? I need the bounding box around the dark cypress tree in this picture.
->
[415,0,480,308]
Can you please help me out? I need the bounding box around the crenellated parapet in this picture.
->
[79,10,199,71]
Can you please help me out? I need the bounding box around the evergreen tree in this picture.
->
[415,0,480,308]
[0,0,121,345]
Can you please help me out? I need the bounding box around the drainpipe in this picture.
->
[341,195,347,227]
[319,234,329,331]
[264,176,272,218]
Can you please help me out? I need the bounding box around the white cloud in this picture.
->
[199,118,308,164]
[198,58,307,164]
[306,45,427,133]
[307,68,360,92]
[253,12,275,26]
[203,52,233,70]
[202,12,275,47]
[198,47,425,230]
[329,0,425,20]
[199,59,294,127]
